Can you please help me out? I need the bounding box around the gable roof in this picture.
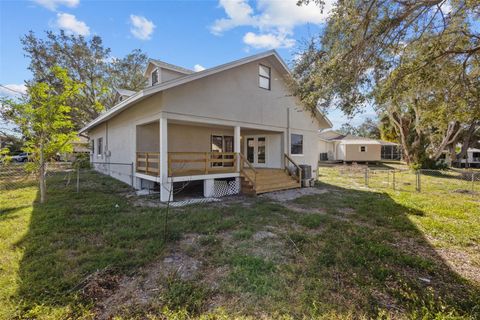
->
[114,87,136,97]
[80,50,330,133]
[319,130,381,144]
[147,59,194,75]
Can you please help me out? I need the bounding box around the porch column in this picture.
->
[159,117,172,202]
[234,126,241,170]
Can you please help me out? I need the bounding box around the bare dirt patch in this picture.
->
[260,187,329,202]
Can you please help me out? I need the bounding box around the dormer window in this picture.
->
[151,69,159,85]
[259,64,271,90]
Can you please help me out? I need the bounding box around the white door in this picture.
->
[245,136,267,167]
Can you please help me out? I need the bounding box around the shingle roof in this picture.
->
[149,59,194,75]
[114,87,136,97]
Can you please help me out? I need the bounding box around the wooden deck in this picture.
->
[136,151,302,195]
[136,151,238,177]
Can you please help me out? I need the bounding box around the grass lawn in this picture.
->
[0,168,479,319]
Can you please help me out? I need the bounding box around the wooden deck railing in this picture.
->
[284,153,302,183]
[239,152,257,189]
[136,152,160,176]
[168,152,238,177]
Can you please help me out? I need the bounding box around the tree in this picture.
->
[105,49,148,107]
[21,31,149,129]
[22,31,109,128]
[293,0,480,167]
[339,118,381,139]
[1,66,80,203]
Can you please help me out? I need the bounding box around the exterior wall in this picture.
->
[289,129,319,176]
[337,143,346,160]
[88,94,163,185]
[162,69,188,82]
[161,58,329,172]
[344,144,381,162]
[168,124,233,152]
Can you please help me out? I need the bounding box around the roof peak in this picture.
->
[148,59,194,74]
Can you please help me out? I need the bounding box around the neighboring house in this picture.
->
[318,130,382,162]
[459,148,480,168]
[379,140,402,161]
[80,50,332,201]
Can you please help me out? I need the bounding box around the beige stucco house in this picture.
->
[80,50,332,201]
[318,130,382,162]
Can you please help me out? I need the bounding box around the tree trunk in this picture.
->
[39,143,46,203]
[456,121,478,163]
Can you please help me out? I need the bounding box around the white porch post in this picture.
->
[159,117,171,202]
[234,126,241,170]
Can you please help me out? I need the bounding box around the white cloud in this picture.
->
[243,32,294,49]
[211,0,335,49]
[34,0,79,11]
[129,15,155,40]
[56,13,90,36]
[193,64,206,72]
[0,84,27,97]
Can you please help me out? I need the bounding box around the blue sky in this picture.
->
[0,0,375,129]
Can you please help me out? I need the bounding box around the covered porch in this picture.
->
[134,118,301,201]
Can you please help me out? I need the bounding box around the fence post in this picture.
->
[76,167,80,193]
[364,168,368,187]
[472,172,475,192]
[131,162,134,187]
[392,170,396,191]
[416,170,421,192]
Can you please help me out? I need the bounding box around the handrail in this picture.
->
[136,152,160,176]
[239,153,257,189]
[284,153,302,183]
[168,152,236,177]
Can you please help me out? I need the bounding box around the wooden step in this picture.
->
[240,167,301,195]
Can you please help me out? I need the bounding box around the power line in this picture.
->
[0,84,26,95]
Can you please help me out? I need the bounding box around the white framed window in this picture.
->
[259,64,271,90]
[360,145,367,152]
[291,134,303,155]
[91,140,95,154]
[151,69,159,85]
[97,137,103,157]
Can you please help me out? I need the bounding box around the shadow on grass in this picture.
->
[11,172,480,318]
[13,171,168,316]
[289,181,480,318]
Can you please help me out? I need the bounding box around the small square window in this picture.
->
[360,146,367,152]
[259,64,271,90]
[291,134,303,155]
[151,69,159,85]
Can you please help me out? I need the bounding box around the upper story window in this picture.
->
[151,69,159,85]
[97,137,103,157]
[259,64,271,90]
[291,134,303,155]
[360,146,367,152]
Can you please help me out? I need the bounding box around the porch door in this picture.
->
[245,136,267,167]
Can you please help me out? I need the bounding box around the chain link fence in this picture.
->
[319,165,480,195]
[1,160,242,206]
